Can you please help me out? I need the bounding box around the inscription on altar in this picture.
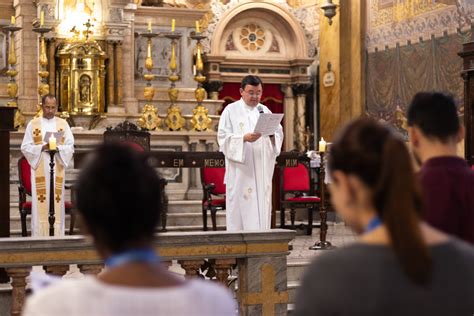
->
[204,159,225,167]
[285,159,298,167]
[173,159,184,167]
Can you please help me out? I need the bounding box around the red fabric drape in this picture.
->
[218,83,284,114]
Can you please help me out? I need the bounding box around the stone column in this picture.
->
[14,0,39,113]
[281,84,295,151]
[115,41,124,107]
[107,41,116,107]
[122,3,138,114]
[6,267,31,316]
[78,264,103,275]
[44,265,69,277]
[178,259,204,279]
[47,38,56,97]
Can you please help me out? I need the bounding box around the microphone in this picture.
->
[257,105,264,114]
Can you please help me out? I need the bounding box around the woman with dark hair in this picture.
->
[24,144,236,316]
[295,118,474,316]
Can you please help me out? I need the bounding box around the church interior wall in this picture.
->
[365,0,473,136]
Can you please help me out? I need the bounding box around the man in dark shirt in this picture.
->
[407,92,474,244]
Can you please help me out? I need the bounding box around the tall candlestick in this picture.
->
[11,16,15,25]
[195,20,200,33]
[319,137,327,153]
[148,21,152,32]
[171,19,175,32]
[40,10,44,26]
[48,134,57,150]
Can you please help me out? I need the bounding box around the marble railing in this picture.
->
[0,230,295,316]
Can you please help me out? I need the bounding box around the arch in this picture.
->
[210,1,309,59]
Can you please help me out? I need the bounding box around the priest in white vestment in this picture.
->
[218,75,284,231]
[21,95,74,236]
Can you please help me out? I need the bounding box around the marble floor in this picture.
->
[288,222,357,262]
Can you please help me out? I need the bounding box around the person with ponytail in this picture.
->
[295,118,474,316]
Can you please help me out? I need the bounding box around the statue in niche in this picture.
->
[79,75,91,104]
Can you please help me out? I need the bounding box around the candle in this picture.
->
[48,134,57,151]
[171,19,175,32]
[195,20,200,33]
[40,10,44,26]
[11,16,15,25]
[193,65,196,76]
[148,21,152,32]
[319,137,326,153]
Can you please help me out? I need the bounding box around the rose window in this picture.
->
[239,23,266,51]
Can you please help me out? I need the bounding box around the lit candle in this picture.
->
[171,19,175,32]
[195,20,200,33]
[319,137,326,153]
[40,10,44,26]
[148,21,152,32]
[48,134,57,151]
[11,16,15,25]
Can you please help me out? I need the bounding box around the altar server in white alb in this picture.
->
[218,75,284,231]
[21,94,74,236]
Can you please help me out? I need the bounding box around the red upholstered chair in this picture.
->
[18,156,75,236]
[280,162,320,235]
[200,167,226,231]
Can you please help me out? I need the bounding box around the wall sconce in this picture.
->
[321,0,337,25]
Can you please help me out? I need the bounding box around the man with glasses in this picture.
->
[218,75,284,231]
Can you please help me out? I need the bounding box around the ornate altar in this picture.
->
[56,30,106,116]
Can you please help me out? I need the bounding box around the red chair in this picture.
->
[200,167,226,231]
[18,156,75,236]
[280,162,320,235]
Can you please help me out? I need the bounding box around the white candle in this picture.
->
[319,137,326,153]
[171,19,175,32]
[48,134,57,151]
[40,10,44,26]
[148,21,152,32]
[11,16,15,25]
[193,65,196,76]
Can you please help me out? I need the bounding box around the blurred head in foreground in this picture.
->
[76,143,161,255]
[328,117,430,284]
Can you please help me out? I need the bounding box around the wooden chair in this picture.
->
[200,167,226,231]
[103,121,169,231]
[18,156,75,236]
[280,161,320,235]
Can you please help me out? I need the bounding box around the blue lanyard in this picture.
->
[365,216,382,233]
[105,248,160,268]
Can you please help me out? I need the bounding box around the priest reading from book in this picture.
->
[217,75,284,231]
[20,94,74,236]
